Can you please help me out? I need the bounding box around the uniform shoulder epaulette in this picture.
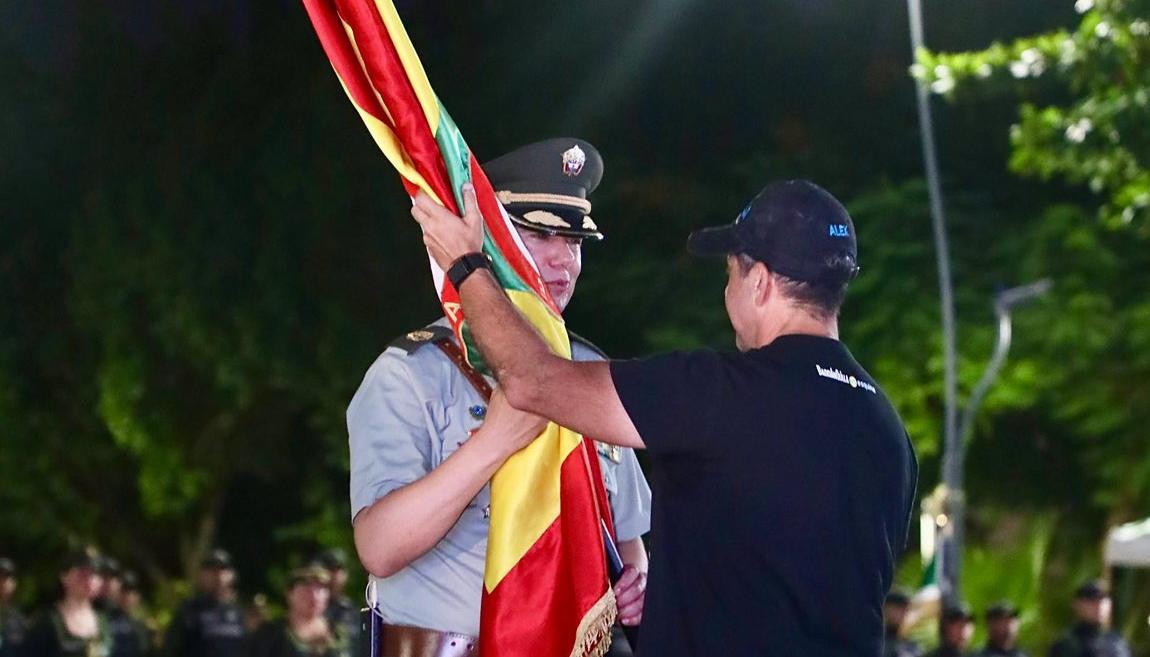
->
[568,331,608,359]
[387,325,454,355]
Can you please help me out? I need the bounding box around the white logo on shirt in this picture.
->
[815,364,877,394]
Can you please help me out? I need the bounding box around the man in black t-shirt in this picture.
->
[411,178,919,657]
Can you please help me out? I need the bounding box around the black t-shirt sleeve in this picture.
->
[609,349,725,456]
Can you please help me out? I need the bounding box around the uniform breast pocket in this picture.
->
[596,442,622,504]
[435,405,490,517]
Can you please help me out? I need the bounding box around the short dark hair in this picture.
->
[735,254,848,320]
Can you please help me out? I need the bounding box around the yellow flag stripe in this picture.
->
[333,21,438,201]
[373,0,441,134]
[484,290,580,590]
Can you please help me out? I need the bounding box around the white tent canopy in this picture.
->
[1105,518,1150,568]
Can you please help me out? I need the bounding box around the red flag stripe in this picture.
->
[333,0,457,213]
[302,0,393,127]
[480,446,612,656]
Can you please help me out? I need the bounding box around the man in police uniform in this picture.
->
[1048,580,1131,657]
[925,605,974,657]
[973,602,1028,657]
[883,589,922,657]
[105,564,151,657]
[314,550,359,655]
[349,139,651,656]
[0,557,27,657]
[163,550,245,657]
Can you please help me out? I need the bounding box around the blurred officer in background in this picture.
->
[164,550,245,657]
[972,601,1028,657]
[1048,580,1130,657]
[884,589,922,657]
[0,558,28,657]
[22,547,112,657]
[313,551,357,655]
[245,566,349,657]
[107,568,150,657]
[925,605,975,657]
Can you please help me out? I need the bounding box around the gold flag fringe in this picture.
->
[569,589,617,657]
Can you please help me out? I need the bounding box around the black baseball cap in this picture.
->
[315,548,347,571]
[62,546,102,571]
[986,601,1021,620]
[941,603,974,623]
[99,556,122,578]
[885,588,912,606]
[201,548,234,570]
[687,179,860,284]
[1074,579,1109,600]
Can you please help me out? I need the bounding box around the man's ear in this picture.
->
[752,262,773,306]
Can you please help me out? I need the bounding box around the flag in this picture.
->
[300,2,617,655]
[903,554,943,633]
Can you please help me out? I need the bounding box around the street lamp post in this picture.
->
[938,279,1052,604]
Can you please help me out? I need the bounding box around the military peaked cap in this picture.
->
[483,138,605,240]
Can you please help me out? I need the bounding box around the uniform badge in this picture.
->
[562,145,586,177]
[596,441,622,464]
[406,329,435,342]
[469,404,487,420]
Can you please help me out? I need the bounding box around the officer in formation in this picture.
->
[164,550,245,657]
[311,552,357,657]
[0,558,28,657]
[1048,580,1131,657]
[883,589,922,657]
[349,138,651,656]
[21,548,113,657]
[245,566,349,657]
[925,605,975,657]
[972,602,1029,657]
[88,558,149,657]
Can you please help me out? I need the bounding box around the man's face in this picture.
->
[199,567,237,599]
[103,576,123,603]
[516,227,582,312]
[1073,596,1111,626]
[122,590,141,613]
[883,602,909,630]
[987,617,1019,648]
[0,575,16,601]
[287,581,330,619]
[941,619,973,649]
[61,566,103,600]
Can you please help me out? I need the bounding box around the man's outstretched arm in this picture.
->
[411,186,644,449]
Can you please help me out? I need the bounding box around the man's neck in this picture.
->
[747,312,839,349]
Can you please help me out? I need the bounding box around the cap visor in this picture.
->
[687,225,740,257]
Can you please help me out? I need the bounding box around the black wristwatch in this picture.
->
[447,252,491,289]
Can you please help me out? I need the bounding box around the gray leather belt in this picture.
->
[379,624,478,657]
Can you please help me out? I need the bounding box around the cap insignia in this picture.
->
[562,145,586,177]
